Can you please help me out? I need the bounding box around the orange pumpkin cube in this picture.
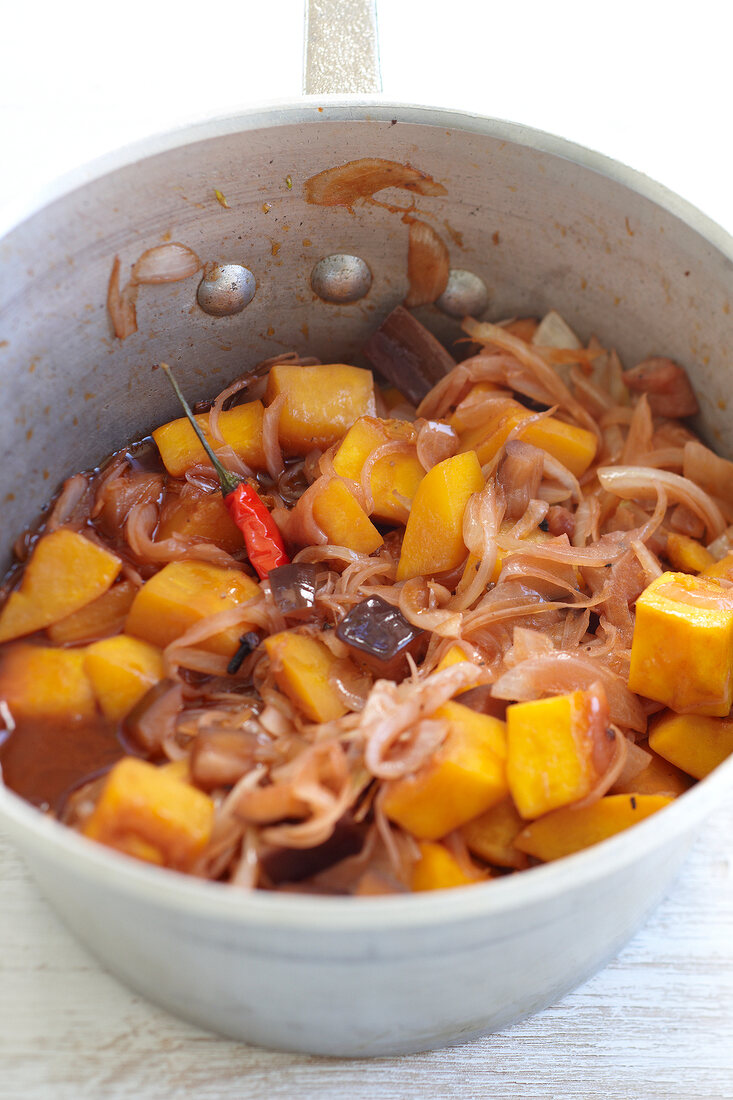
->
[152,401,266,477]
[47,580,137,645]
[265,363,375,453]
[460,797,529,869]
[515,794,672,862]
[382,701,508,840]
[311,479,383,555]
[629,571,733,716]
[83,757,214,870]
[648,711,733,779]
[397,451,484,581]
[506,691,610,819]
[263,631,349,723]
[85,635,165,721]
[0,529,121,643]
[411,842,479,891]
[125,560,260,657]
[0,643,96,720]
[332,416,424,524]
[157,491,245,554]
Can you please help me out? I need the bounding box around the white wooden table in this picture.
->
[1,3,732,1096]
[2,810,732,1100]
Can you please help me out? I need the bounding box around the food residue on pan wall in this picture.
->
[303,157,453,311]
[443,221,464,249]
[303,157,446,212]
[107,244,202,341]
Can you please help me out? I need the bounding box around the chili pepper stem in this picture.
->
[160,363,240,497]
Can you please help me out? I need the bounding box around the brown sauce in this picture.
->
[0,715,127,814]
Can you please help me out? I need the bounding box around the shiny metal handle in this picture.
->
[303,0,382,94]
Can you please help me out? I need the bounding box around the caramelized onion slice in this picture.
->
[683,440,733,507]
[304,158,447,208]
[107,256,138,340]
[131,243,202,285]
[123,678,183,753]
[622,357,699,418]
[597,464,726,540]
[491,652,647,733]
[404,220,450,309]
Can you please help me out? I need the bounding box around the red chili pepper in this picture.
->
[161,363,290,579]
[224,481,289,579]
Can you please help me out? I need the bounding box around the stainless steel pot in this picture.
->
[0,1,731,1056]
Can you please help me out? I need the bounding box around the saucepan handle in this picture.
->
[303,0,382,94]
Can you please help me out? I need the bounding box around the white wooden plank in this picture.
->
[1,805,731,1100]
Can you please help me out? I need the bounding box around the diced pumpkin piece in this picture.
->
[460,797,529,869]
[125,561,260,657]
[504,317,539,342]
[456,402,515,461]
[85,636,165,722]
[701,553,733,582]
[152,401,266,477]
[628,571,733,716]
[514,794,672,862]
[380,386,410,411]
[397,451,484,581]
[434,645,481,694]
[435,644,470,673]
[311,479,383,555]
[382,701,508,840]
[263,631,349,723]
[411,842,477,891]
[611,739,694,798]
[0,529,121,643]
[265,363,376,453]
[332,416,424,523]
[0,643,96,720]
[648,711,733,779]
[508,410,597,477]
[448,382,502,434]
[46,580,137,645]
[459,401,597,477]
[506,691,610,819]
[666,532,714,574]
[158,758,191,784]
[83,757,214,870]
[157,492,245,554]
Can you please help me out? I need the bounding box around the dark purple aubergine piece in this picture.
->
[336,595,425,679]
[260,821,367,885]
[268,562,320,619]
[363,305,456,405]
[457,686,508,721]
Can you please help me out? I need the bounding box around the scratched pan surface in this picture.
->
[0,101,732,1055]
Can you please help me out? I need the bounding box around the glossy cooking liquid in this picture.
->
[0,714,126,814]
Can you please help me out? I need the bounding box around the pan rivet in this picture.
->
[311,254,372,303]
[197,264,256,316]
[436,270,489,318]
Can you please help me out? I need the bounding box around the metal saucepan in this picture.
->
[0,0,731,1055]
